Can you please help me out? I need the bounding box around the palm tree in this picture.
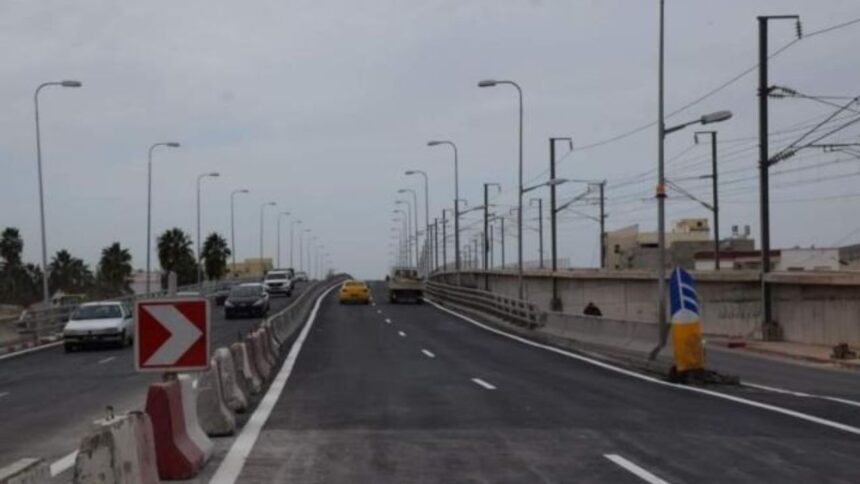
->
[96,242,133,297]
[0,227,23,267]
[157,228,197,287]
[48,250,93,295]
[201,232,231,281]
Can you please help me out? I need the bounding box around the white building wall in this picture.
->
[776,249,840,271]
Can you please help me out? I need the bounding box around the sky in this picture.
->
[2,0,860,280]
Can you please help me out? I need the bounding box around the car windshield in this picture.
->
[345,281,365,287]
[267,273,287,280]
[230,286,262,297]
[71,305,122,320]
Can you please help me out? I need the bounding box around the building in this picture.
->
[695,245,860,272]
[228,258,274,277]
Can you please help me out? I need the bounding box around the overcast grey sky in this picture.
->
[2,0,860,279]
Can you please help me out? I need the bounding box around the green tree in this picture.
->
[157,228,197,287]
[0,228,23,267]
[201,232,231,281]
[48,250,93,295]
[95,242,133,297]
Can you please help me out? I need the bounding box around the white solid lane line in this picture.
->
[398,331,406,338]
[98,356,115,365]
[422,349,435,358]
[744,382,860,409]
[471,378,496,390]
[426,297,860,437]
[209,282,340,484]
[50,450,78,477]
[604,454,671,484]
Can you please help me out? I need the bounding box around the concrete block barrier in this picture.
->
[264,320,283,350]
[231,341,261,395]
[246,332,272,381]
[178,374,214,462]
[196,360,237,436]
[0,457,49,484]
[73,411,159,484]
[257,329,276,367]
[214,347,248,413]
[145,380,205,479]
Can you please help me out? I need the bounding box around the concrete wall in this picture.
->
[434,269,860,346]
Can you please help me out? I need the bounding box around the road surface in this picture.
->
[221,282,860,483]
[0,282,309,470]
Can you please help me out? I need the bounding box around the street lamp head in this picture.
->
[546,178,568,187]
[209,172,220,177]
[701,110,733,125]
[266,201,276,206]
[427,140,442,147]
[166,142,181,148]
[238,189,249,193]
[478,79,498,88]
[61,80,82,88]
[405,170,417,175]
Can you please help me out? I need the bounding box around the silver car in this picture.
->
[62,302,133,352]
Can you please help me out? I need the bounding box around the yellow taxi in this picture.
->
[338,280,371,304]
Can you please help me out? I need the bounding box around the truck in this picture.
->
[387,266,423,304]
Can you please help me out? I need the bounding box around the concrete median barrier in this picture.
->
[0,457,49,484]
[178,374,213,462]
[257,328,276,367]
[231,341,261,395]
[196,360,236,436]
[145,379,205,479]
[72,411,159,484]
[246,332,272,381]
[214,347,248,413]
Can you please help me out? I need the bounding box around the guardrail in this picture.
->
[8,278,258,345]
[425,280,546,329]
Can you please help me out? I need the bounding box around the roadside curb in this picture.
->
[708,341,860,371]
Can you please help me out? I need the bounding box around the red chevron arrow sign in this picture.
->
[135,298,209,372]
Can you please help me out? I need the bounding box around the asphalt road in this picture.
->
[0,282,309,471]
[231,282,860,483]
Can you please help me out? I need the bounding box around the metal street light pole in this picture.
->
[478,79,524,299]
[405,170,430,275]
[651,0,733,359]
[396,200,413,265]
[146,141,180,294]
[549,137,572,310]
[290,219,301,268]
[300,228,311,272]
[259,202,276,274]
[441,210,451,270]
[277,211,291,268]
[398,189,420,271]
[229,188,249,275]
[393,209,409,265]
[34,80,82,304]
[428,141,460,283]
[196,172,220,288]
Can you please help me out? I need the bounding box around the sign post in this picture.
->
[669,268,705,374]
[135,298,210,373]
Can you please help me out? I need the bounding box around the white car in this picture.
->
[294,271,309,283]
[263,270,293,296]
[63,301,133,351]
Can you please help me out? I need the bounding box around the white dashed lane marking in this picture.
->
[471,378,496,390]
[421,349,435,358]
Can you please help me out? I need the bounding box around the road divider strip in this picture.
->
[209,281,341,484]
[604,454,671,484]
[427,298,860,437]
[471,378,496,390]
[49,450,78,477]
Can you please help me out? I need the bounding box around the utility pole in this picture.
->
[441,210,449,270]
[598,181,606,269]
[758,14,799,339]
[489,222,494,268]
[530,198,544,268]
[500,216,506,268]
[549,137,572,310]
[696,131,720,270]
[434,218,439,272]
